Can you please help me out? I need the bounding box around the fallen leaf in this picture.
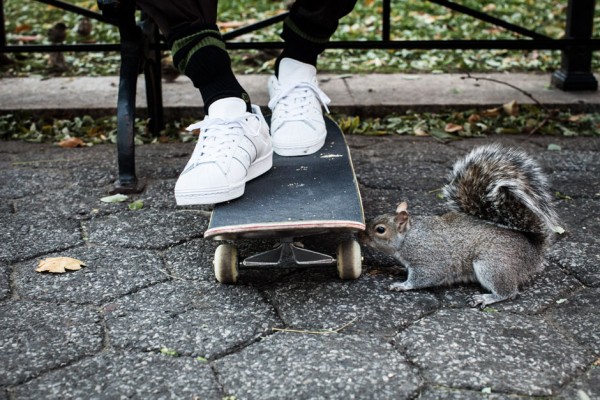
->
[547,144,562,151]
[430,129,460,143]
[467,114,481,123]
[555,191,572,200]
[128,200,144,210]
[444,123,463,133]
[36,257,86,273]
[568,114,585,122]
[160,348,179,357]
[503,100,519,116]
[14,23,32,33]
[495,127,520,135]
[100,194,128,203]
[58,137,85,148]
[481,107,501,118]
[413,123,429,137]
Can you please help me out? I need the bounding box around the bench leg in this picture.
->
[111,1,145,194]
[141,16,164,136]
[551,0,598,91]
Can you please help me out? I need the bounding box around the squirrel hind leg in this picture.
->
[471,259,519,308]
[467,293,515,308]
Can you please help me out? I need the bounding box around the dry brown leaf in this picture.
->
[15,24,32,34]
[444,123,463,133]
[58,137,85,148]
[568,114,585,122]
[468,114,481,123]
[218,19,256,30]
[36,257,86,273]
[503,100,519,116]
[481,107,501,118]
[413,124,429,137]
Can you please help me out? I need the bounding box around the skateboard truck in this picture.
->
[242,238,336,268]
[212,238,362,284]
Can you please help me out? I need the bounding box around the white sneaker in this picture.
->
[174,98,273,205]
[268,58,331,156]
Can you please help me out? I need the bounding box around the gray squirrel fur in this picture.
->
[360,144,561,307]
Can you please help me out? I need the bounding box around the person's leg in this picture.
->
[277,0,358,74]
[135,0,249,113]
[135,0,272,205]
[268,0,358,156]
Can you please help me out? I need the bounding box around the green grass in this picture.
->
[2,0,599,77]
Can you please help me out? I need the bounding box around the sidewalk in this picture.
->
[1,74,599,399]
[1,73,600,117]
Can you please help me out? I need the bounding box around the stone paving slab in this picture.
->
[550,287,600,356]
[1,134,599,398]
[0,301,102,386]
[13,350,221,399]
[215,333,421,400]
[262,271,439,336]
[104,281,279,359]
[87,209,207,250]
[0,213,83,263]
[14,246,169,305]
[558,367,600,400]
[396,308,593,396]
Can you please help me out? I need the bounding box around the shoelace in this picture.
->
[268,81,331,120]
[185,113,262,164]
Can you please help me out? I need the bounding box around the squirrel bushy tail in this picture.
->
[442,144,560,245]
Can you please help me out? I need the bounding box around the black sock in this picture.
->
[276,15,330,76]
[169,24,251,113]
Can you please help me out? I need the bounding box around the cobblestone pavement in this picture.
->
[1,134,599,399]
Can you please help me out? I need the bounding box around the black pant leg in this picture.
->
[134,0,217,38]
[288,0,358,38]
[135,0,250,113]
[278,0,358,70]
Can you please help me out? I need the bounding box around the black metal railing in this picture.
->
[1,0,599,89]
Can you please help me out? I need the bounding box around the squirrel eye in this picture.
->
[375,225,386,234]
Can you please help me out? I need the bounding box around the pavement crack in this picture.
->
[96,305,112,352]
[6,263,19,301]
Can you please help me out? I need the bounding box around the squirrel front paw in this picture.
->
[388,282,412,291]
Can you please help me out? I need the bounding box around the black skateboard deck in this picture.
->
[205,116,364,283]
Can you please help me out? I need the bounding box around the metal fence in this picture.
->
[1,0,599,90]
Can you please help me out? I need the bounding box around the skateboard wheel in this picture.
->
[336,240,362,280]
[213,244,239,284]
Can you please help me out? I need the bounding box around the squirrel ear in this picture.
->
[395,202,411,233]
[396,201,408,214]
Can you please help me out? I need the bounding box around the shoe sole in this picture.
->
[175,151,273,205]
[272,135,326,157]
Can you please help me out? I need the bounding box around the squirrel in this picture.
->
[360,144,561,307]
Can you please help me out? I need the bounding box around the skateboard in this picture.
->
[204,116,365,283]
